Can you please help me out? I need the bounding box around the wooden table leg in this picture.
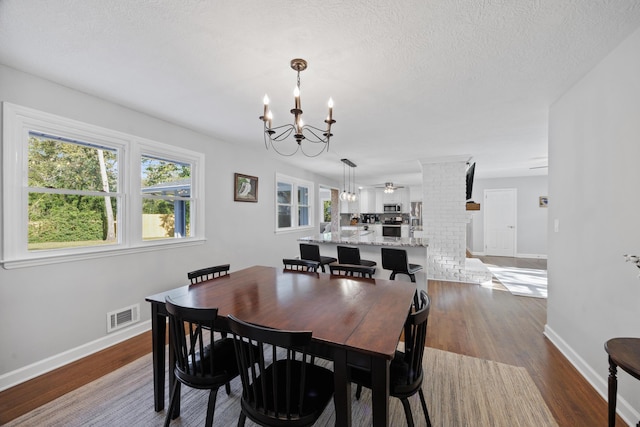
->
[333,348,352,427]
[371,356,390,427]
[150,303,166,412]
[608,356,618,427]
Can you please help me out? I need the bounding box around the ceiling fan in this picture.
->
[375,182,405,193]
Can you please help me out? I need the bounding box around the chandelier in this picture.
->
[339,158,357,202]
[260,58,335,157]
[383,182,395,194]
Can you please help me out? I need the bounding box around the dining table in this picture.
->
[145,265,417,427]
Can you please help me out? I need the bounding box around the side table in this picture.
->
[605,337,640,427]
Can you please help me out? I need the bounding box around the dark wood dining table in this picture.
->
[145,265,416,427]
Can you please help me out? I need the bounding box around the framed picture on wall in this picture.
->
[234,173,258,202]
[539,196,548,207]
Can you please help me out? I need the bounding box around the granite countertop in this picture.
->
[299,232,428,248]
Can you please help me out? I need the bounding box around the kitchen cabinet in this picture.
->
[340,198,358,214]
[401,225,410,238]
[359,188,376,213]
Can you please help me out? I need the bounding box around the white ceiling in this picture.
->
[2,1,640,187]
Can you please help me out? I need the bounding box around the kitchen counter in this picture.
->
[299,231,427,247]
[298,232,429,294]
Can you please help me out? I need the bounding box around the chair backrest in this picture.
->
[299,243,321,262]
[399,290,431,387]
[337,245,362,265]
[188,264,230,284]
[381,248,409,272]
[282,258,320,273]
[228,314,329,426]
[165,296,229,387]
[329,263,375,278]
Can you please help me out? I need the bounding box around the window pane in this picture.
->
[141,156,191,196]
[28,193,117,250]
[299,206,309,226]
[278,205,291,228]
[298,186,309,205]
[28,132,118,192]
[277,182,292,204]
[141,156,192,240]
[142,199,191,240]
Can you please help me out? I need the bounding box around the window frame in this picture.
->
[2,102,205,269]
[275,173,314,233]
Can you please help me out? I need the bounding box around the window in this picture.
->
[27,132,120,251]
[141,156,192,240]
[2,102,205,268]
[275,174,313,232]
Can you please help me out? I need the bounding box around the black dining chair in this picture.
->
[187,264,230,284]
[351,290,432,427]
[329,263,376,278]
[228,314,335,427]
[164,296,252,427]
[283,258,321,273]
[299,243,337,273]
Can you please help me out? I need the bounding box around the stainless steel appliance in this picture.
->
[382,225,401,237]
[383,204,401,212]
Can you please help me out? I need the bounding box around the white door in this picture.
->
[484,188,516,256]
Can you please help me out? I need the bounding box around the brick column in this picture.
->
[420,157,490,283]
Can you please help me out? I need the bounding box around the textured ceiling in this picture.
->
[1,1,640,186]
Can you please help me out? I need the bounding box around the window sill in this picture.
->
[1,238,206,270]
[275,226,315,235]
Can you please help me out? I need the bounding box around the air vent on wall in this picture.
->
[107,303,140,333]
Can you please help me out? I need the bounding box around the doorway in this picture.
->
[483,188,517,257]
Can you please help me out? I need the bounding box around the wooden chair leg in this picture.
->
[238,412,247,427]
[225,382,231,395]
[204,388,218,427]
[419,388,432,427]
[400,397,415,427]
[355,384,363,400]
[164,380,180,427]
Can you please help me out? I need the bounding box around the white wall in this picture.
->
[547,26,640,424]
[467,175,548,258]
[0,65,338,384]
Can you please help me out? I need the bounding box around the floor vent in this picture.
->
[107,303,140,333]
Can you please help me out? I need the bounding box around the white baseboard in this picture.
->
[544,324,640,426]
[466,250,547,260]
[516,253,547,259]
[0,320,152,392]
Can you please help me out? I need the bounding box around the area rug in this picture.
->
[6,348,557,427]
[487,265,548,298]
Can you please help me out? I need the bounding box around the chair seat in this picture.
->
[350,350,423,395]
[360,259,377,267]
[246,359,335,425]
[176,338,258,388]
[406,263,423,274]
[319,255,338,265]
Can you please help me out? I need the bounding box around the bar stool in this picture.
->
[382,247,423,307]
[604,337,640,427]
[337,245,377,268]
[299,243,337,273]
[381,247,423,282]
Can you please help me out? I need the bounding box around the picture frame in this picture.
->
[539,196,548,208]
[234,173,258,202]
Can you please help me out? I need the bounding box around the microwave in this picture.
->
[383,204,401,212]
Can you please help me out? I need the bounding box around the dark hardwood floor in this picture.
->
[0,256,624,425]
[426,255,623,426]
